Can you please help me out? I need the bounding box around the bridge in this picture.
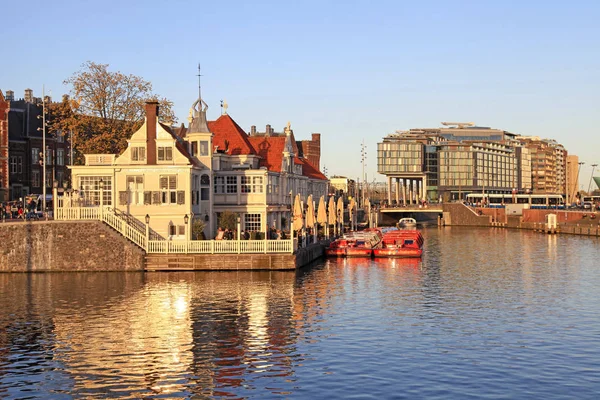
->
[379,205,443,214]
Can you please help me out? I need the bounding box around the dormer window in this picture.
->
[158,146,173,161]
[131,147,146,161]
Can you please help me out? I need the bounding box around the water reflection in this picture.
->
[1,227,600,398]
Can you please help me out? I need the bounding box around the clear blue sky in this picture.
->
[2,0,599,189]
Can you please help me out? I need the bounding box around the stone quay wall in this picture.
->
[0,221,145,272]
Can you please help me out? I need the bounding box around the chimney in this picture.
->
[266,124,271,136]
[24,88,33,103]
[250,125,256,136]
[145,101,159,165]
[6,90,14,101]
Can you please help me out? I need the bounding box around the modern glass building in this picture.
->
[377,123,536,203]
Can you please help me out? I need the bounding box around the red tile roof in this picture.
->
[247,135,327,180]
[248,136,285,172]
[208,114,256,155]
[299,157,327,180]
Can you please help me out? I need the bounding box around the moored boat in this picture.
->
[325,229,382,257]
[397,217,417,229]
[373,229,423,258]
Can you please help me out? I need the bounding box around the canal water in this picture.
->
[1,227,600,399]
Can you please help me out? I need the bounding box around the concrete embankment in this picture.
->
[442,203,600,237]
[0,221,145,272]
[1,221,326,272]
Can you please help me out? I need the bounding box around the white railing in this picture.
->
[55,205,294,254]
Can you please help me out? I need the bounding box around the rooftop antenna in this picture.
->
[197,63,202,101]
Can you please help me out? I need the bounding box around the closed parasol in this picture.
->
[328,196,337,227]
[348,197,356,230]
[306,194,315,229]
[336,196,344,226]
[317,195,328,237]
[293,193,304,231]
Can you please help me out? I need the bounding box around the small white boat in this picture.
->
[398,217,417,229]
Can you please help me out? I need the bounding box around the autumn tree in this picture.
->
[51,62,177,161]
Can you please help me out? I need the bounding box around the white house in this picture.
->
[68,95,328,240]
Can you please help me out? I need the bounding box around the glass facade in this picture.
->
[377,142,424,174]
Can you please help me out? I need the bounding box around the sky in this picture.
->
[2,0,599,189]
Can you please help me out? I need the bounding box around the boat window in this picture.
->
[404,240,414,245]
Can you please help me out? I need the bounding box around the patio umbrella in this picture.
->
[348,197,356,230]
[316,195,327,234]
[328,196,336,236]
[306,194,315,229]
[293,193,304,232]
[336,196,344,233]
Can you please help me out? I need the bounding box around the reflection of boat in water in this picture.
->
[373,229,423,258]
[397,218,417,229]
[325,229,382,258]
[372,257,421,269]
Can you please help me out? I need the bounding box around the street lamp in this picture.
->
[99,178,104,217]
[574,162,585,204]
[184,214,189,241]
[588,164,598,194]
[145,214,150,245]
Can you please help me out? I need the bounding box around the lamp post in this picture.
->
[99,178,104,219]
[588,164,598,194]
[574,162,585,204]
[52,180,58,219]
[237,216,241,254]
[184,213,189,238]
[145,214,150,248]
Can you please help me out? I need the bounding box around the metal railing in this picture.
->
[55,205,294,254]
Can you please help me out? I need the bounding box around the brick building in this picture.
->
[0,91,8,202]
[4,89,70,200]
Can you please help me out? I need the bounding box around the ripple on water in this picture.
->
[1,229,600,398]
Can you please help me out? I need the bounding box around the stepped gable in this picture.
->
[208,114,256,155]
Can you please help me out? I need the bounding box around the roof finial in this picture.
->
[223,99,228,115]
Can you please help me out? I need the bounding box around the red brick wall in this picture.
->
[0,92,9,202]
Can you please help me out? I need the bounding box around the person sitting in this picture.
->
[215,227,224,240]
[17,206,24,219]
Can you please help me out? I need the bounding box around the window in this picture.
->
[126,176,144,205]
[32,171,40,187]
[56,131,64,143]
[169,224,185,237]
[226,176,237,193]
[191,142,198,157]
[56,171,64,186]
[46,149,53,166]
[241,176,251,193]
[253,176,263,193]
[57,149,65,166]
[245,213,261,232]
[201,174,210,185]
[131,146,146,161]
[241,176,263,193]
[32,148,39,164]
[215,176,225,194]
[159,175,183,205]
[158,146,173,161]
[201,188,210,201]
[46,171,52,188]
[80,176,112,205]
[199,140,209,156]
[10,156,22,174]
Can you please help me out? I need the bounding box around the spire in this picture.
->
[188,64,210,133]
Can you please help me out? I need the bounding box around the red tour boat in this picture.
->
[372,229,424,258]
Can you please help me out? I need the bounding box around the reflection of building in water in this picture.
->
[187,271,297,396]
[1,270,327,397]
